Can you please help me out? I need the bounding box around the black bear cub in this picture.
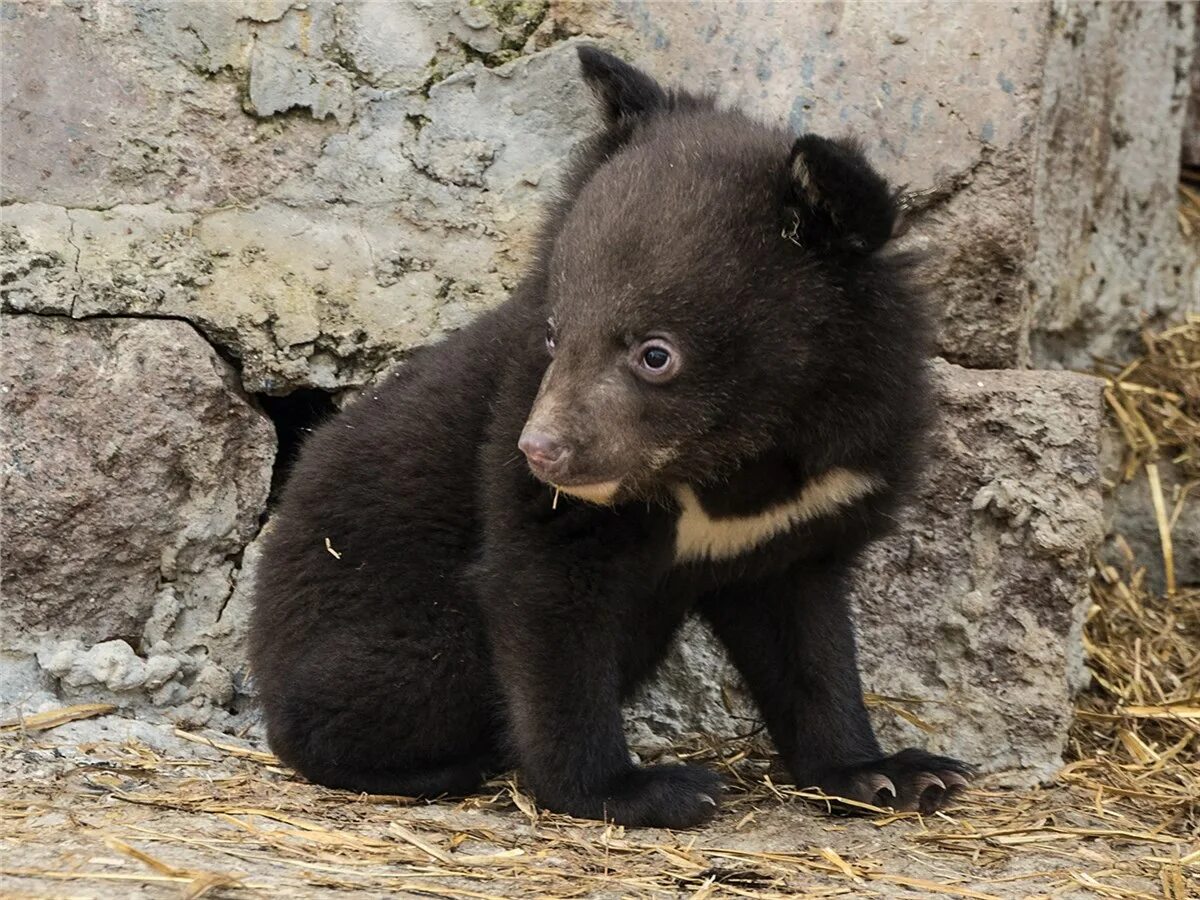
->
[250,47,971,828]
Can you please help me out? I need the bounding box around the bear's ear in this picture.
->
[785,135,898,254]
[577,45,667,127]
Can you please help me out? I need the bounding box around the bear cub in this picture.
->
[250,47,971,828]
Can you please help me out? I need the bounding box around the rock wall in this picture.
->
[2,315,274,725]
[2,1,1194,780]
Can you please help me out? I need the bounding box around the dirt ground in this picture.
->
[1,713,1192,900]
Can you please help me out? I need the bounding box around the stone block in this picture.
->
[0,1,341,209]
[631,362,1105,784]
[2,36,595,393]
[245,42,354,126]
[0,314,274,721]
[336,0,458,89]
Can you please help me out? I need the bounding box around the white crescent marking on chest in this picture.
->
[672,468,885,564]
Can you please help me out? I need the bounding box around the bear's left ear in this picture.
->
[785,135,899,254]
[577,45,667,127]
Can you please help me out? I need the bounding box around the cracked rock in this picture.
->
[1,314,274,714]
[4,1,1191,371]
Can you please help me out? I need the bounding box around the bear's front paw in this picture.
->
[597,763,724,828]
[541,764,723,827]
[817,748,972,814]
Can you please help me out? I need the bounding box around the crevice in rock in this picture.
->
[212,544,249,629]
[1,308,246,376]
[63,209,82,276]
[256,387,339,504]
[898,146,996,224]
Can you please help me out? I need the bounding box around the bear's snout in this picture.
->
[518,429,570,480]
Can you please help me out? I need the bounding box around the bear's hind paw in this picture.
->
[819,749,973,814]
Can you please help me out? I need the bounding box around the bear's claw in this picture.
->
[817,748,973,815]
[850,771,896,807]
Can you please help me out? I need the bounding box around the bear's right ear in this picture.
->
[577,46,667,127]
[785,135,899,254]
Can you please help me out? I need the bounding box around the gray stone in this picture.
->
[0,652,56,713]
[204,526,269,699]
[0,314,274,716]
[1026,1,1196,366]
[3,1,1192,373]
[2,37,596,394]
[626,620,755,754]
[129,1,252,74]
[0,200,498,394]
[336,0,453,90]
[0,2,171,207]
[633,362,1105,784]
[0,1,340,210]
[246,42,355,126]
[854,363,1104,783]
[0,205,77,315]
[36,639,172,693]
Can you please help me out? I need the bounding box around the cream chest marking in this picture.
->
[672,468,884,564]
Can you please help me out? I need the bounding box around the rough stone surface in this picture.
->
[633,362,1105,784]
[1,314,274,725]
[854,363,1104,782]
[1027,1,1197,365]
[3,1,1193,392]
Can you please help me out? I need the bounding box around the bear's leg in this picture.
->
[487,598,722,828]
[701,559,971,814]
[292,757,492,798]
[259,617,505,800]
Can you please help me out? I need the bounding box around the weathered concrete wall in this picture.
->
[4,2,1194,391]
[1,0,1191,781]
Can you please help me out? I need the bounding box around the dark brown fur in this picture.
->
[249,47,970,827]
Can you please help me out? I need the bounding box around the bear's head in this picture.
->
[518,47,926,505]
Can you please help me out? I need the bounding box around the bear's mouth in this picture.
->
[550,479,622,505]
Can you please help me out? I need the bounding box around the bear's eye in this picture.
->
[545,319,556,356]
[632,338,679,383]
[643,347,669,369]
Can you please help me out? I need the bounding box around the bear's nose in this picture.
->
[518,430,568,474]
